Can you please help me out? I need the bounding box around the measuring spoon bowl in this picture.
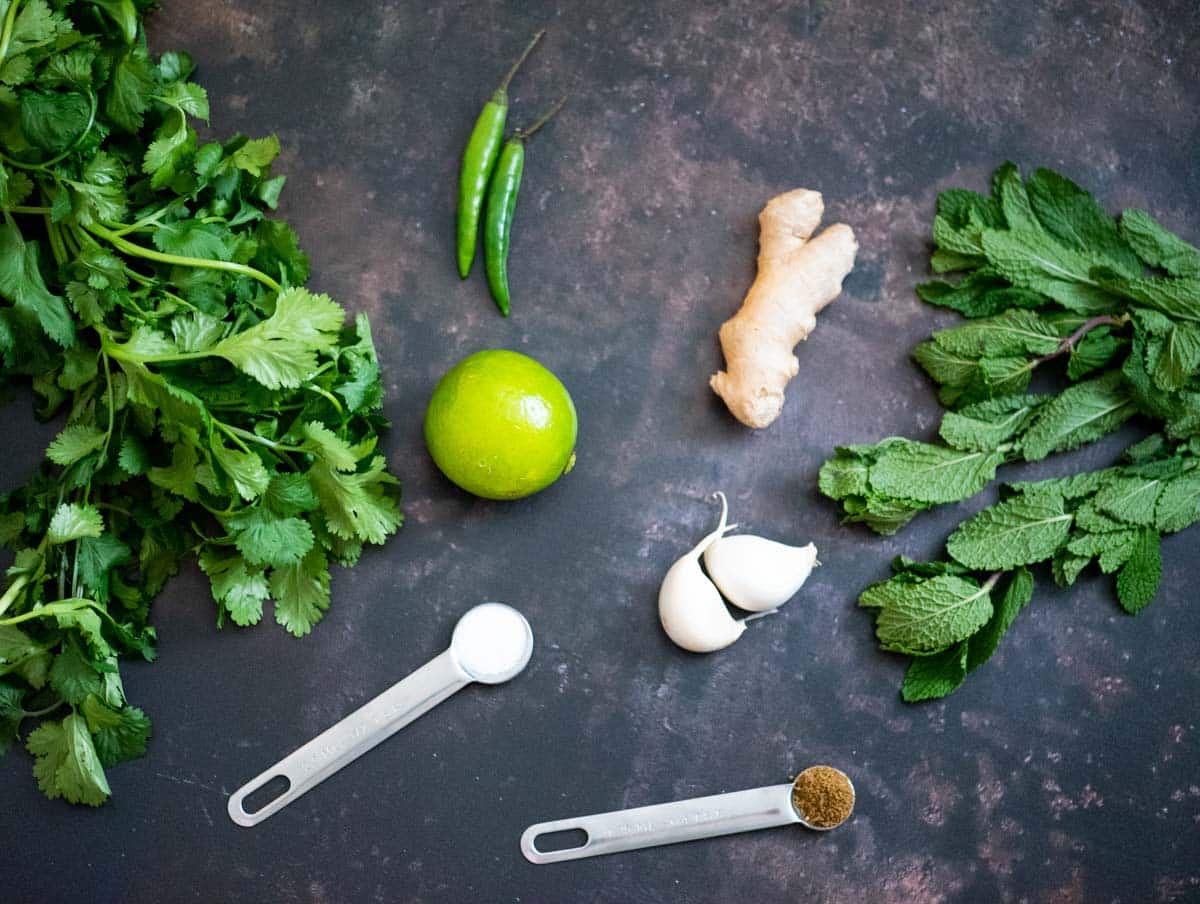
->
[450,602,534,684]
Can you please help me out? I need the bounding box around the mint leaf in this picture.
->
[966,567,1034,672]
[981,229,1119,314]
[1019,373,1136,461]
[863,574,994,654]
[1025,168,1140,277]
[868,440,1004,504]
[931,309,1061,358]
[947,491,1073,569]
[1120,210,1200,277]
[939,394,1048,452]
[1154,473,1200,532]
[1115,529,1161,613]
[1152,323,1200,391]
[901,643,967,702]
[1093,475,1165,525]
[818,447,871,499]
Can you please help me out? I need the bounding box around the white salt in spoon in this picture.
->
[521,766,855,863]
[228,603,533,827]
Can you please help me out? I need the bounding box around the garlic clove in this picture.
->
[658,492,745,653]
[658,556,746,653]
[703,534,817,612]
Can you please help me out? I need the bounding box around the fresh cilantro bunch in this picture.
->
[820,163,1200,700]
[0,0,401,804]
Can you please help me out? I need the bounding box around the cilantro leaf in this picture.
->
[47,503,104,544]
[309,456,402,544]
[229,509,314,568]
[106,48,158,132]
[81,695,151,768]
[0,220,75,347]
[210,287,344,388]
[27,713,111,806]
[0,680,24,754]
[270,547,331,638]
[198,548,268,627]
[46,424,106,467]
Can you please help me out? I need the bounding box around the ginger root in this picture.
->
[710,189,858,428]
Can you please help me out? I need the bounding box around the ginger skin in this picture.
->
[710,189,858,428]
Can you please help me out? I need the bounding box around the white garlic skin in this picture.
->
[702,534,817,612]
[658,494,745,653]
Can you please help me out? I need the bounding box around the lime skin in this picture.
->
[424,349,578,500]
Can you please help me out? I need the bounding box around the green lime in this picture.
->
[424,349,578,500]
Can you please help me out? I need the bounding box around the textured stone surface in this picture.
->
[3,1,1199,901]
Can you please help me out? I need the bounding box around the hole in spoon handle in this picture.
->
[227,649,469,827]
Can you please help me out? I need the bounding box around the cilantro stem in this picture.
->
[0,0,21,70]
[3,205,53,214]
[0,599,93,627]
[309,384,343,413]
[84,222,282,292]
[107,206,171,237]
[0,574,30,618]
[22,699,66,719]
[220,422,303,454]
[99,353,116,462]
[44,214,68,267]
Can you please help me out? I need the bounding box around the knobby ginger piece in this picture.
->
[710,189,858,428]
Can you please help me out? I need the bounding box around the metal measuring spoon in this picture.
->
[228,602,533,827]
[520,766,855,863]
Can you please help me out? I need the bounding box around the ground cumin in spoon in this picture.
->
[792,765,855,828]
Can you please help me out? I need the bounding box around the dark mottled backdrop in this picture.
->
[3,1,1199,902]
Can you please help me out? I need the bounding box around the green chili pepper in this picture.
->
[484,98,566,317]
[456,30,543,279]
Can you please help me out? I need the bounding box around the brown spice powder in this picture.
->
[792,765,855,828]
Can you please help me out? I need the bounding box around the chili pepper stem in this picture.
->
[513,96,568,141]
[494,29,545,99]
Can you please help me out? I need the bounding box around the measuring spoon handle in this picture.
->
[521,783,797,863]
[228,648,469,826]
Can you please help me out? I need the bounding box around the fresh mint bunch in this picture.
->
[0,1,400,803]
[874,435,1199,702]
[821,163,1200,700]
